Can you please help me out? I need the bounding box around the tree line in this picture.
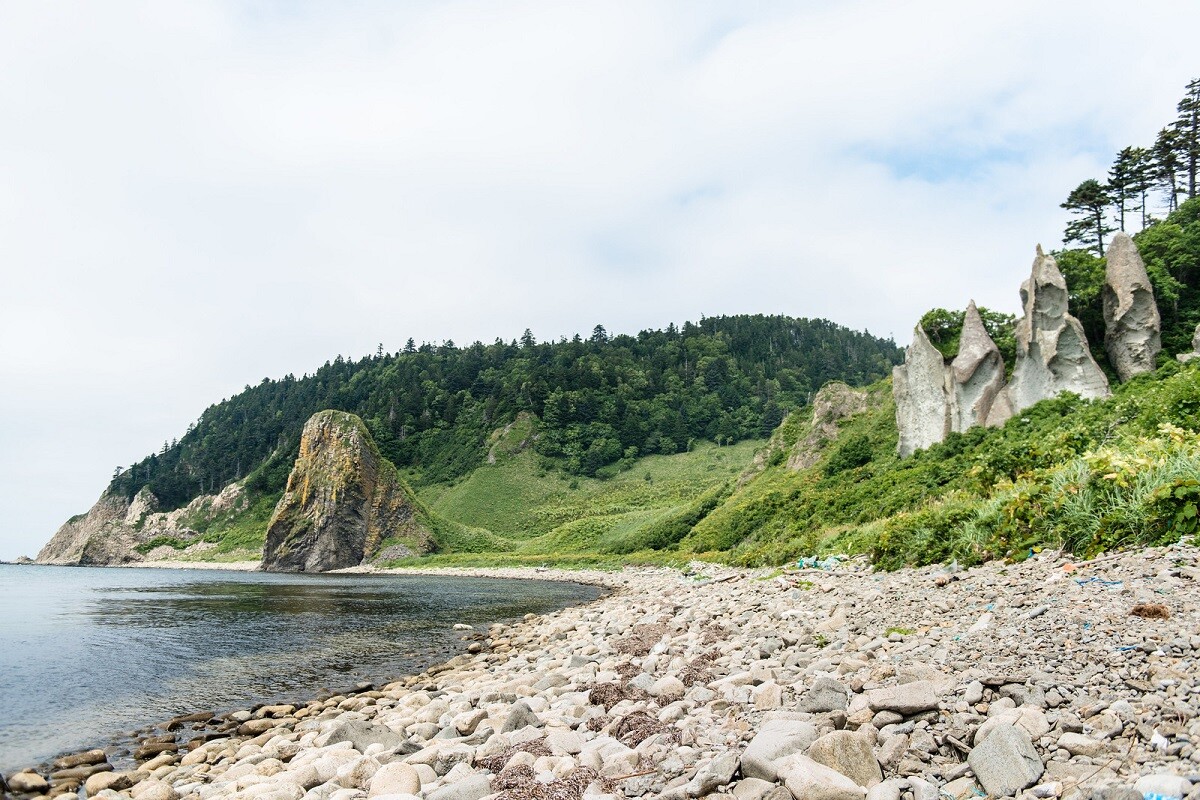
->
[1061,78,1200,256]
[108,315,900,510]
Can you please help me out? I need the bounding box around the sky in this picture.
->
[2,1,1198,559]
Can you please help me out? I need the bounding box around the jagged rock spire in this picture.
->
[1104,232,1161,381]
[893,324,950,458]
[950,301,1006,431]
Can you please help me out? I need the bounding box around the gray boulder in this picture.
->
[1104,232,1161,381]
[1005,246,1110,413]
[501,700,541,732]
[325,720,405,752]
[950,301,1006,431]
[779,754,867,800]
[894,325,951,457]
[685,750,741,797]
[967,724,1044,797]
[741,718,820,781]
[865,680,940,715]
[806,730,882,788]
[427,775,492,800]
[796,676,850,713]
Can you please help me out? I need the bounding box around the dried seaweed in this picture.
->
[493,766,615,800]
[612,710,679,747]
[588,682,648,711]
[476,738,552,773]
[613,623,668,656]
[678,649,720,687]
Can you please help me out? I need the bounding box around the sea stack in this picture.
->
[261,410,434,572]
[893,324,951,458]
[1103,232,1161,381]
[1004,245,1110,413]
[949,301,1006,432]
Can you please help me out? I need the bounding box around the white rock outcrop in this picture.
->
[893,325,950,458]
[949,301,1006,432]
[1003,246,1110,414]
[1103,232,1161,381]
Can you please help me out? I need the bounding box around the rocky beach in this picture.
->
[5,541,1200,800]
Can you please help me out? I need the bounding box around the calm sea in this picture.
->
[0,564,603,774]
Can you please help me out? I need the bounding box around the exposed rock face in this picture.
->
[1005,246,1110,413]
[262,410,433,573]
[1103,232,1161,381]
[37,483,251,565]
[787,382,871,470]
[37,492,139,565]
[893,325,950,458]
[949,301,1006,432]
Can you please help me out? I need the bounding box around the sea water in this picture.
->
[0,564,602,773]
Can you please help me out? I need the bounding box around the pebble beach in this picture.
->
[5,541,1200,800]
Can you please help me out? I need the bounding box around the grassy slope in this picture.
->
[687,360,1200,569]
[177,359,1200,571]
[397,439,762,567]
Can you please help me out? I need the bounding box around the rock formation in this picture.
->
[36,492,140,565]
[949,301,1006,432]
[261,410,434,572]
[1003,246,1110,414]
[893,325,951,458]
[1103,232,1161,381]
[1176,323,1200,363]
[37,483,250,565]
[787,382,871,470]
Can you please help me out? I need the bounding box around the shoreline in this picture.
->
[5,548,1199,800]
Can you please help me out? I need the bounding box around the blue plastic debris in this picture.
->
[1074,576,1124,589]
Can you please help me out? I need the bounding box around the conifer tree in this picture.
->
[1108,147,1143,231]
[1153,127,1184,212]
[1061,179,1114,256]
[1174,78,1200,200]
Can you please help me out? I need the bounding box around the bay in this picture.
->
[0,563,602,773]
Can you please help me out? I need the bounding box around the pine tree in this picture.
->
[1153,127,1184,212]
[1174,78,1200,199]
[1062,179,1114,256]
[1128,146,1154,229]
[1108,147,1142,231]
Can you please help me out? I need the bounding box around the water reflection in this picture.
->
[0,566,602,773]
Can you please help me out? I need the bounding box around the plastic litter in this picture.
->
[1074,576,1124,589]
[798,555,842,570]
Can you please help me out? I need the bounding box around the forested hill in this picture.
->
[109,315,900,510]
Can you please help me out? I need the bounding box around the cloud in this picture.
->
[2,0,1198,557]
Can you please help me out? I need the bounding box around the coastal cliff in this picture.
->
[261,410,436,572]
[36,484,250,566]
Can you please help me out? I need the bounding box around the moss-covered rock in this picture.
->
[261,410,435,572]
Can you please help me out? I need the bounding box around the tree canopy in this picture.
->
[109,314,901,508]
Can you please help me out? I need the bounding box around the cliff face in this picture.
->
[36,483,250,565]
[261,410,434,572]
[37,493,137,565]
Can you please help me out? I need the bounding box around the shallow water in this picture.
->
[0,564,603,773]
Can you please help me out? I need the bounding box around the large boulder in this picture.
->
[261,410,435,572]
[1104,232,1161,381]
[950,301,1006,431]
[1003,246,1109,414]
[893,325,950,457]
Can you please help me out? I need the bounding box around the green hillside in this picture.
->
[108,315,899,512]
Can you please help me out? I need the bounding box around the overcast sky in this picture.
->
[2,1,1198,559]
